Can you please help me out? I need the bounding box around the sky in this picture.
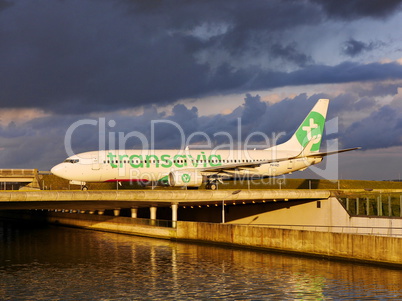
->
[1,0,402,180]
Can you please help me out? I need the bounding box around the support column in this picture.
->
[150,206,157,226]
[400,195,402,217]
[113,208,121,216]
[131,207,138,218]
[356,198,359,215]
[98,210,105,215]
[150,206,157,219]
[171,203,178,228]
[388,196,392,217]
[366,198,369,215]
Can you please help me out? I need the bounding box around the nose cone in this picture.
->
[51,163,66,178]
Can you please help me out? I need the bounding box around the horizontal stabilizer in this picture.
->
[306,147,361,158]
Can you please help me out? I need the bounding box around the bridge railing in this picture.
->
[336,193,402,217]
[0,169,37,177]
[246,223,402,237]
[124,217,174,228]
[58,212,175,228]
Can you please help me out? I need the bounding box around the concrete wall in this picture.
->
[44,213,176,239]
[229,197,349,226]
[230,197,402,236]
[176,221,402,266]
[22,211,402,266]
[3,208,402,266]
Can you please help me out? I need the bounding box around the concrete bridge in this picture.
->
[0,169,41,189]
[3,189,402,236]
[0,189,330,221]
[0,189,330,210]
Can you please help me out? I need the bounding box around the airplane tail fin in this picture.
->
[268,99,329,153]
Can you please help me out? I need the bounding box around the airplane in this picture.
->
[51,99,360,190]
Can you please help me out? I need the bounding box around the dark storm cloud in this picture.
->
[341,39,378,57]
[326,93,377,120]
[343,105,402,149]
[311,0,402,20]
[270,43,313,67]
[245,61,402,92]
[0,0,12,11]
[1,0,402,114]
[351,82,400,97]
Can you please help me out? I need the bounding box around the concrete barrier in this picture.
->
[176,221,402,266]
[18,211,402,267]
[42,213,176,239]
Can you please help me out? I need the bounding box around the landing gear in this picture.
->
[205,181,218,190]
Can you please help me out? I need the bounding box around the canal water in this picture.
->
[1,220,402,300]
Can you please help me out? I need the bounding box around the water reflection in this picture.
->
[1,220,402,300]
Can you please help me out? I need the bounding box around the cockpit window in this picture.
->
[64,159,79,163]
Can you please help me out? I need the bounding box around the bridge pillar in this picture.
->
[98,210,105,215]
[131,207,138,218]
[171,203,178,228]
[113,208,120,216]
[150,206,157,220]
[150,206,157,226]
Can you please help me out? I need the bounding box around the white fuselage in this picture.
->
[51,148,322,183]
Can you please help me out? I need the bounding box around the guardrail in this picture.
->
[337,194,402,217]
[0,169,37,176]
[245,223,402,237]
[124,217,175,228]
[56,213,176,228]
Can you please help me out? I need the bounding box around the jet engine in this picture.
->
[168,170,203,187]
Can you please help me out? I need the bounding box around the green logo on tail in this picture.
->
[295,111,325,152]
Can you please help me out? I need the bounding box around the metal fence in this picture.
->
[124,217,175,228]
[247,223,402,237]
[57,212,176,228]
[338,194,402,217]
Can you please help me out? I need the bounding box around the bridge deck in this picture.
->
[0,189,331,210]
[0,169,37,181]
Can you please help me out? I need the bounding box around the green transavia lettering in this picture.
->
[106,152,222,169]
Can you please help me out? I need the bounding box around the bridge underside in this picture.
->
[2,189,402,239]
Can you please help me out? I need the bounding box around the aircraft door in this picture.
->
[92,156,101,170]
[287,159,293,170]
